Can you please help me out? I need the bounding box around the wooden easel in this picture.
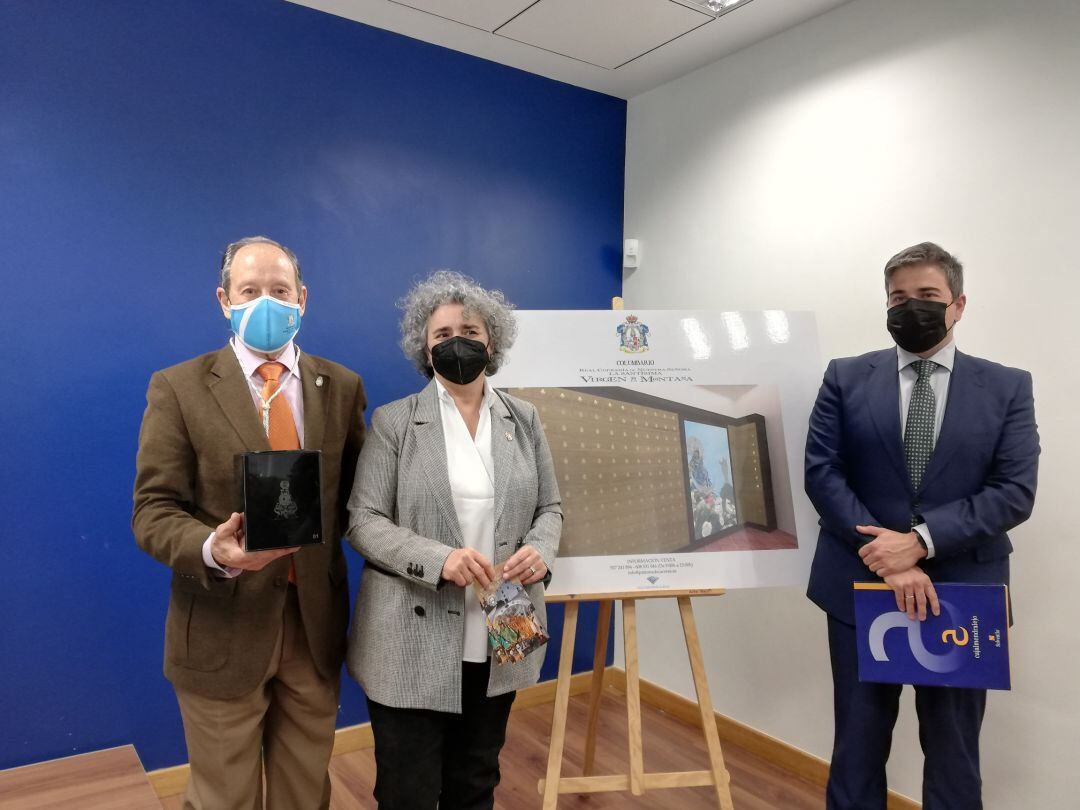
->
[536,297,734,807]
[537,589,735,809]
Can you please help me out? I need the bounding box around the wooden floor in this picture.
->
[0,745,161,810]
[0,690,848,810]
[156,688,826,808]
[320,689,825,809]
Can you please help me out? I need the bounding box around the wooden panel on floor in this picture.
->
[323,690,825,809]
[0,745,161,810]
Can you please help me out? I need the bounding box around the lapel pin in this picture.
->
[315,376,324,388]
[505,432,514,442]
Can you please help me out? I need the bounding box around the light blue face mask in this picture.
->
[228,295,302,353]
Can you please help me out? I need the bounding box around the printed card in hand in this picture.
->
[474,564,550,665]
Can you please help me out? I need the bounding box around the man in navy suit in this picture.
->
[805,242,1039,810]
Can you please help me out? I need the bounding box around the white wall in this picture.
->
[620,0,1080,806]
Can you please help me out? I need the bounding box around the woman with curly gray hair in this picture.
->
[345,270,562,810]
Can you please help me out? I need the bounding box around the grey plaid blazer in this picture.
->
[345,380,562,713]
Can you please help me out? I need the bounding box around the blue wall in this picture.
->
[0,0,623,772]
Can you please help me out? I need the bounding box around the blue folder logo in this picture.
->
[866,599,966,674]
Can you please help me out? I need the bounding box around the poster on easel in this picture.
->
[496,309,822,596]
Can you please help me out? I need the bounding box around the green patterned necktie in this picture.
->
[904,359,938,492]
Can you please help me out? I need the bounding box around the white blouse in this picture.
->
[436,379,497,663]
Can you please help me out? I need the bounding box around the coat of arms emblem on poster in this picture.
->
[617,314,650,353]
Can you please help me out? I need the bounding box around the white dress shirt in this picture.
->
[436,378,497,663]
[896,340,956,559]
[203,339,305,576]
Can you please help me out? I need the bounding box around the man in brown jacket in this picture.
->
[133,236,365,810]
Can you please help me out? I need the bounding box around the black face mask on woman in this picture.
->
[430,336,489,385]
[886,298,955,354]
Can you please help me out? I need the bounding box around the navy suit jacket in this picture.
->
[805,346,1039,624]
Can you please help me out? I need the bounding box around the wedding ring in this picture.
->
[905,595,915,600]
[529,565,537,575]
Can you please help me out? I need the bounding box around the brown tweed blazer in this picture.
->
[132,344,365,699]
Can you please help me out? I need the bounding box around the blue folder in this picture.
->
[854,583,1011,690]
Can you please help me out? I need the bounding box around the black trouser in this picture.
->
[366,660,516,810]
[826,615,987,810]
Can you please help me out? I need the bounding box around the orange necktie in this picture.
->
[257,362,300,583]
[257,362,300,452]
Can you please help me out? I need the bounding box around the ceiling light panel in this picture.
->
[674,0,755,16]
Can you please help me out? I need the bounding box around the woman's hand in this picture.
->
[441,548,496,588]
[503,544,548,586]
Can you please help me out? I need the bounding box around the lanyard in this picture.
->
[248,352,300,437]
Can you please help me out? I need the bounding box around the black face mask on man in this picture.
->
[886,298,955,354]
[430,336,489,385]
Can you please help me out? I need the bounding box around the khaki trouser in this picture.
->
[175,586,339,810]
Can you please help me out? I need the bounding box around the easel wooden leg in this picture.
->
[622,598,645,796]
[677,596,735,810]
[582,599,612,776]
[541,601,579,810]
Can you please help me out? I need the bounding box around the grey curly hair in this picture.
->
[398,270,518,379]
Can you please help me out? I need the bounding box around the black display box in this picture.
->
[238,450,323,551]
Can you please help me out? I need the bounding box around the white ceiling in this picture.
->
[287,0,854,99]
[496,0,711,70]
